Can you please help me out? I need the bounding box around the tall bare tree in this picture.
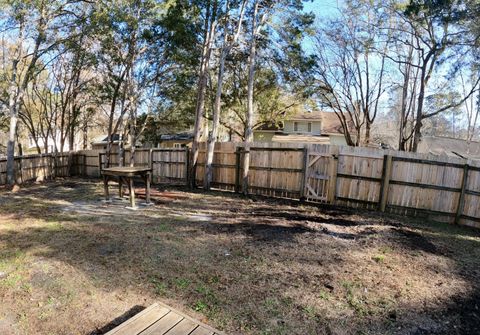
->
[460,72,480,147]
[242,0,260,194]
[313,0,390,146]
[387,1,480,151]
[190,0,218,188]
[204,0,247,190]
[1,0,92,184]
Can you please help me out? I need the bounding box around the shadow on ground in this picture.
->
[0,179,479,334]
[88,305,145,335]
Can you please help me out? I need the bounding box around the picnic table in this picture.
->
[101,166,152,209]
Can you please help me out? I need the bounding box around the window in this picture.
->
[173,143,182,148]
[293,122,298,132]
[307,122,312,132]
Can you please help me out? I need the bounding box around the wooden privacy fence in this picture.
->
[0,152,76,184]
[95,148,189,183]
[3,142,480,229]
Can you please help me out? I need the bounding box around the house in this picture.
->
[91,134,126,151]
[91,131,194,149]
[27,130,83,153]
[253,111,348,146]
[158,132,193,148]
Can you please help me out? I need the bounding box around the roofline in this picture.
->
[253,129,279,133]
[91,140,122,145]
[160,139,192,141]
[273,134,326,138]
[287,118,322,121]
[322,132,345,136]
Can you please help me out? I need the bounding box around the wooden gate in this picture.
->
[302,151,337,203]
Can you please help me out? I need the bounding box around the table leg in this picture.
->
[103,175,109,200]
[118,177,123,198]
[146,172,151,204]
[129,178,136,208]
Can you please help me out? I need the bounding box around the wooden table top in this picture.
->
[102,166,152,176]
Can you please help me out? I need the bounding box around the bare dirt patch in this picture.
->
[0,178,479,334]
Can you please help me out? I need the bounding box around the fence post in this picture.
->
[17,156,23,184]
[379,155,393,212]
[50,154,55,180]
[299,146,308,201]
[18,154,24,184]
[67,152,73,177]
[455,164,469,224]
[234,146,241,193]
[149,149,153,169]
[185,148,190,186]
[191,148,198,189]
[98,153,104,177]
[327,153,339,204]
[83,154,87,177]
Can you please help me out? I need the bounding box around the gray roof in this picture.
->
[92,134,123,144]
[160,132,193,141]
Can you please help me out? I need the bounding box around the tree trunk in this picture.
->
[412,67,427,152]
[204,42,228,190]
[6,11,44,184]
[204,0,246,189]
[106,82,125,168]
[129,113,137,167]
[242,1,258,195]
[467,90,479,144]
[190,0,217,188]
[52,140,58,179]
[69,109,76,152]
[6,60,19,186]
[118,138,125,167]
[364,120,371,146]
[16,135,23,184]
[83,118,88,150]
[106,116,114,168]
[44,132,49,154]
[398,67,411,151]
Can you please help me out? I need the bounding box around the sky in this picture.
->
[301,0,475,130]
[304,0,342,20]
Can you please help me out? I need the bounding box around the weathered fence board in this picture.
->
[0,152,74,184]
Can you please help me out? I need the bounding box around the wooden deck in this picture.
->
[105,302,225,335]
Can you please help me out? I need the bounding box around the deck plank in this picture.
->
[105,302,224,335]
[139,312,183,335]
[188,327,214,335]
[156,302,225,335]
[163,318,197,335]
[105,304,169,335]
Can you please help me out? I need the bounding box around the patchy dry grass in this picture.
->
[0,178,479,335]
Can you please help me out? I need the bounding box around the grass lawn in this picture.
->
[0,179,479,335]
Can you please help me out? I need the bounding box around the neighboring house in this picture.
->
[91,134,126,151]
[159,132,193,148]
[254,111,348,146]
[27,131,83,153]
